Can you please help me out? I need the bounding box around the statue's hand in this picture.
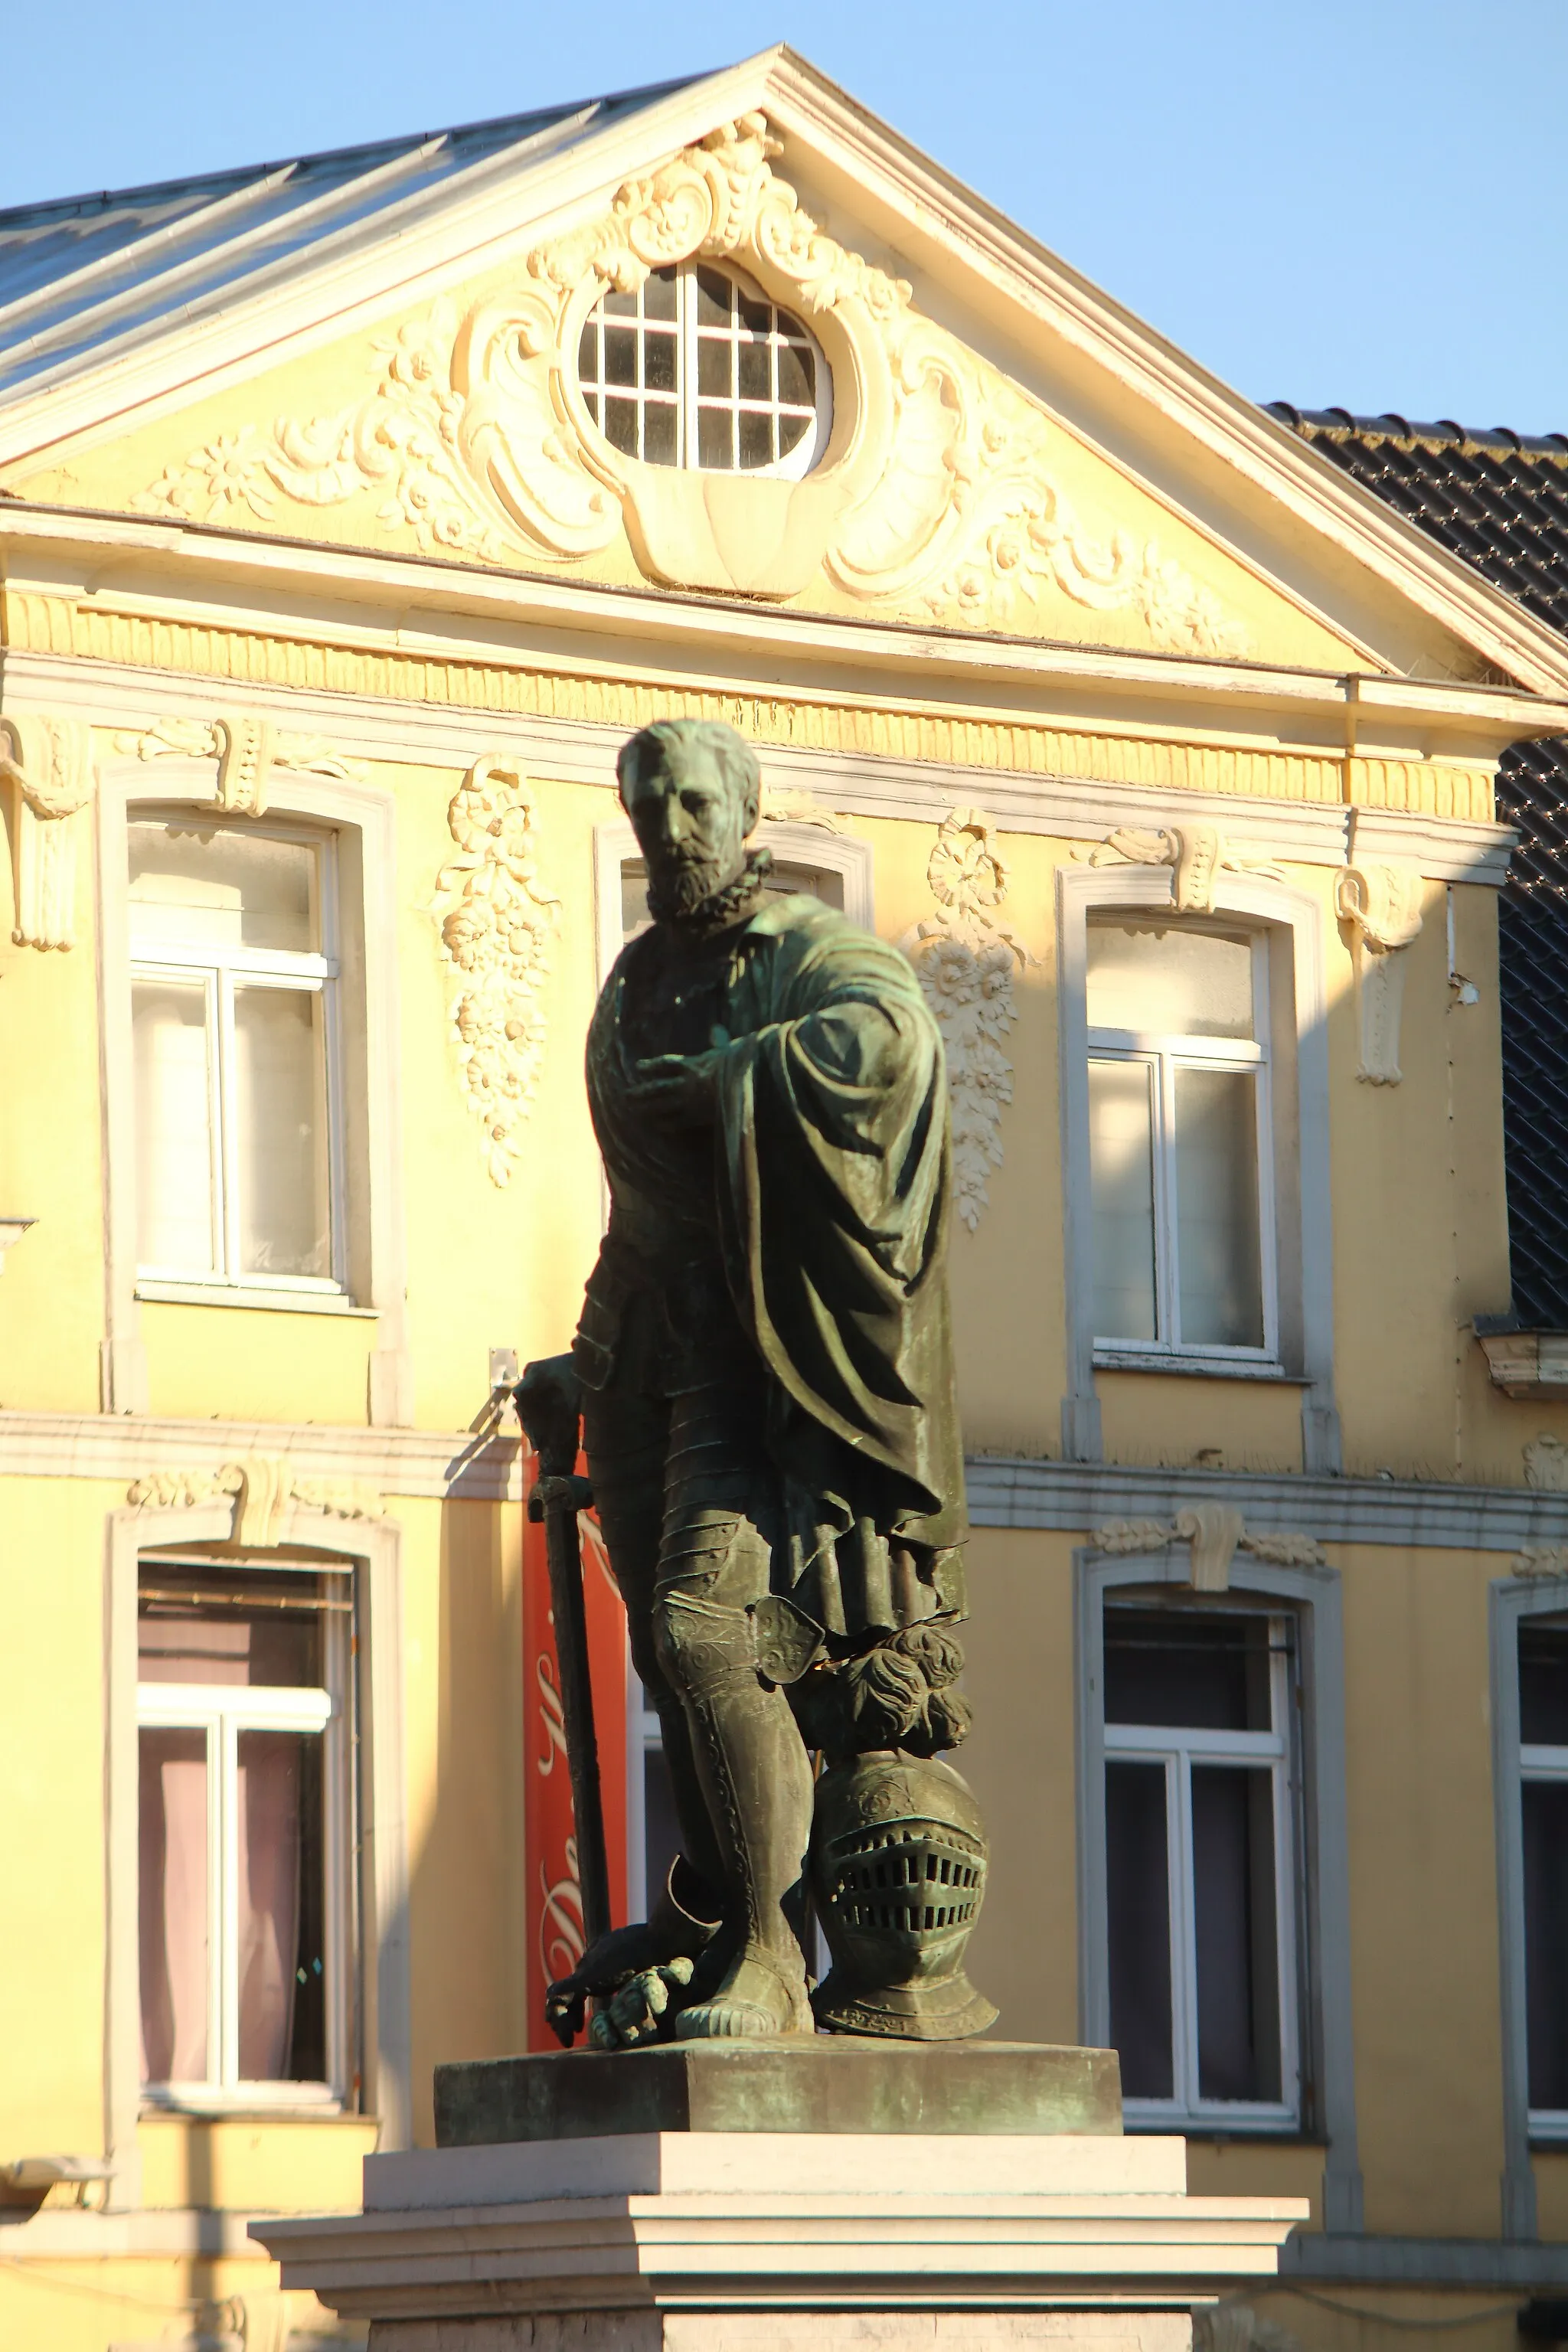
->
[628,1047,726,1121]
[544,1858,722,2047]
[514,1351,581,1478]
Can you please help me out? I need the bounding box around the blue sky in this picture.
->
[5,0,1565,431]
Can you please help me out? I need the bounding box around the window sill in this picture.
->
[1094,1351,1306,1384]
[139,2094,353,2120]
[136,1281,377,1318]
[1124,2113,1307,2138]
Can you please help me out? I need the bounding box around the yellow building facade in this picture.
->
[6,48,1568,2350]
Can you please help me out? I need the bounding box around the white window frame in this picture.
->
[136,1568,352,2109]
[1100,1603,1301,2129]
[1077,1542,1362,2226]
[1086,920,1279,1365]
[1058,863,1338,1473]
[577,260,831,480]
[97,750,410,1424]
[129,812,346,1296]
[1491,1573,1568,2239]
[104,1498,410,2209]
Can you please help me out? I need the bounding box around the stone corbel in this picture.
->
[0,715,95,949]
[1335,858,1423,1085]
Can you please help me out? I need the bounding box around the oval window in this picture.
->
[577,262,828,479]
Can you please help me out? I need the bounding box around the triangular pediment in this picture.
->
[3,53,1565,694]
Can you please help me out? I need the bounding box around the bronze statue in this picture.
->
[521,720,991,2045]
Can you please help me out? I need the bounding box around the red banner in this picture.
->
[521,1447,629,2048]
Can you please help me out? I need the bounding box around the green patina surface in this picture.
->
[433,2040,1122,2145]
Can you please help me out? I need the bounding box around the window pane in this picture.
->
[1192,1765,1282,2102]
[1089,1058,1157,1341]
[695,265,731,325]
[1105,1609,1276,1733]
[778,408,814,462]
[737,287,771,336]
[133,977,217,1274]
[642,400,678,467]
[1521,1625,1568,1745]
[128,824,315,954]
[738,339,770,400]
[697,337,731,397]
[776,343,815,407]
[139,1569,326,1687]
[1174,1067,1263,1347]
[1106,1760,1174,2098]
[738,408,774,469]
[1086,922,1255,1040]
[642,266,678,322]
[1526,1779,1568,2109]
[603,395,638,455]
[234,985,330,1278]
[643,330,677,394]
[139,1726,209,2084]
[237,1729,326,2082]
[603,326,636,387]
[697,407,733,470]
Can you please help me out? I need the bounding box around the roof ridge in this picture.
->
[1268,402,1568,466]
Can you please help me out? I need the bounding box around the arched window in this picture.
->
[577,262,828,478]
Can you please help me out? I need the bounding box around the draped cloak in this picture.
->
[576,892,967,1645]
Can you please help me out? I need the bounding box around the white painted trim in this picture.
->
[1489,1573,1568,2242]
[0,502,1561,763]
[1056,864,1338,1469]
[1075,1544,1361,2230]
[104,1503,410,2209]
[96,756,410,1424]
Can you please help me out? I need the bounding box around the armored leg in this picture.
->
[651,1387,815,2039]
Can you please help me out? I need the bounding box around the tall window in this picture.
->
[577,262,828,478]
[1519,1620,1568,2125]
[136,1559,353,2105]
[128,818,341,1292]
[1102,1603,1301,2128]
[1086,918,1276,1361]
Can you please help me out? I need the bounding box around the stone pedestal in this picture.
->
[253,2046,1305,2352]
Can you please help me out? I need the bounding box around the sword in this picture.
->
[514,1357,612,1964]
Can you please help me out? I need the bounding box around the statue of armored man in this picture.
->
[521,720,992,2047]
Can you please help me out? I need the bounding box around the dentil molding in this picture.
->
[0,714,94,949]
[901,805,1034,1232]
[431,755,559,1186]
[129,114,1247,655]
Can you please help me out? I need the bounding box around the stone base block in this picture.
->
[369,2316,1193,2352]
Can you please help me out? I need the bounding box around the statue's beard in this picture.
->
[645,844,773,930]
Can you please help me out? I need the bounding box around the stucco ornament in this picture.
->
[1524,1432,1568,1492]
[113,715,365,815]
[1335,858,1423,1084]
[901,808,1034,1232]
[0,714,94,949]
[431,755,559,1186]
[1082,822,1283,913]
[1093,1512,1325,1589]
[127,1455,382,1545]
[130,115,1247,652]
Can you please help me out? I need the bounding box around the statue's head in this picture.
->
[616,720,762,925]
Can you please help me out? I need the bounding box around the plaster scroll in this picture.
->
[431,755,559,1187]
[1335,858,1423,1085]
[128,1454,383,1546]
[0,715,94,950]
[760,785,844,833]
[901,807,1034,1232]
[113,716,366,816]
[1091,1513,1325,1589]
[131,115,1248,655]
[1081,822,1284,914]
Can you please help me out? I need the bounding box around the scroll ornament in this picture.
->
[1093,1508,1325,1590]
[1081,822,1282,913]
[128,1455,382,1546]
[0,715,94,949]
[112,715,364,816]
[902,807,1034,1232]
[1335,858,1423,1085]
[432,756,559,1186]
[131,115,1247,656]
